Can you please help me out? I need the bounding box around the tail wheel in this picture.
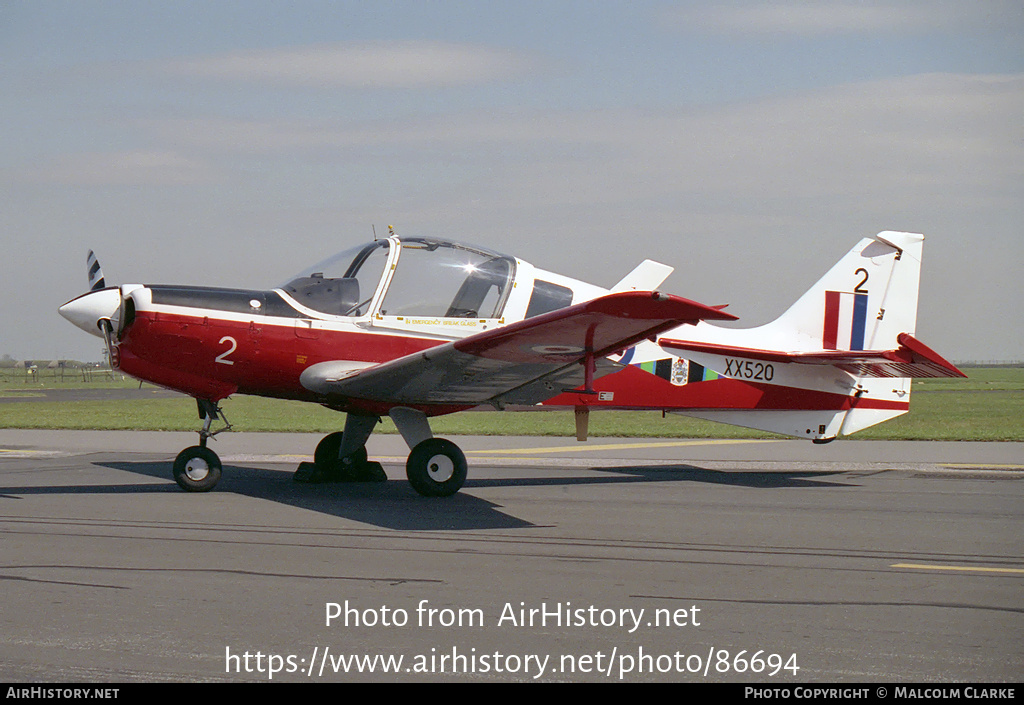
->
[173,446,222,492]
[406,438,467,497]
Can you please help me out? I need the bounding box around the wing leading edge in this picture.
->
[300,291,737,407]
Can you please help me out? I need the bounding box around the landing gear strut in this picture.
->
[294,408,469,496]
[172,399,230,492]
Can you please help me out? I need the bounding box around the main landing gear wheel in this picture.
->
[406,438,467,497]
[173,446,222,492]
[295,432,386,483]
[314,431,368,468]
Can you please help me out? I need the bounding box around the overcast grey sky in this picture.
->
[2,0,1022,362]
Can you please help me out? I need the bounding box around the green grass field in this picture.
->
[0,367,1020,441]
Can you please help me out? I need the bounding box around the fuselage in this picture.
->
[58,234,914,438]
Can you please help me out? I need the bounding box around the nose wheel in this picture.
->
[171,399,230,492]
[172,445,222,492]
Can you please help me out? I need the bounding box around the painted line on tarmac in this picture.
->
[942,463,1024,471]
[892,563,1024,575]
[464,439,779,455]
[0,448,66,458]
[221,454,310,463]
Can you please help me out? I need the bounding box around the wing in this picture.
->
[300,291,737,406]
[660,332,966,379]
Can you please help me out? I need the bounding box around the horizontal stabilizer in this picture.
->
[660,332,965,379]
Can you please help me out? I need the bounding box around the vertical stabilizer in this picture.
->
[681,231,924,354]
[757,231,923,352]
[782,230,923,352]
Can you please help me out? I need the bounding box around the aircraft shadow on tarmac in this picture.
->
[3,459,850,531]
[468,465,851,490]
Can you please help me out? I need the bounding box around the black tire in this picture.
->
[406,438,467,497]
[314,432,344,466]
[173,446,222,492]
[314,432,368,478]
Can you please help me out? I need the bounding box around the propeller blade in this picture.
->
[87,250,106,291]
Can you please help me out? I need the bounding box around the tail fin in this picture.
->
[778,230,923,352]
[696,231,923,353]
[658,232,963,440]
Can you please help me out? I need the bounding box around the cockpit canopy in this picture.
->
[283,239,390,317]
[282,238,516,319]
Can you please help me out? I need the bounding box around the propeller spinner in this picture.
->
[58,251,125,369]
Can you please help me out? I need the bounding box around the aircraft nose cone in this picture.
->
[59,288,122,337]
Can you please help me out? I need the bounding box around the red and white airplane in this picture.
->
[59,229,964,497]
